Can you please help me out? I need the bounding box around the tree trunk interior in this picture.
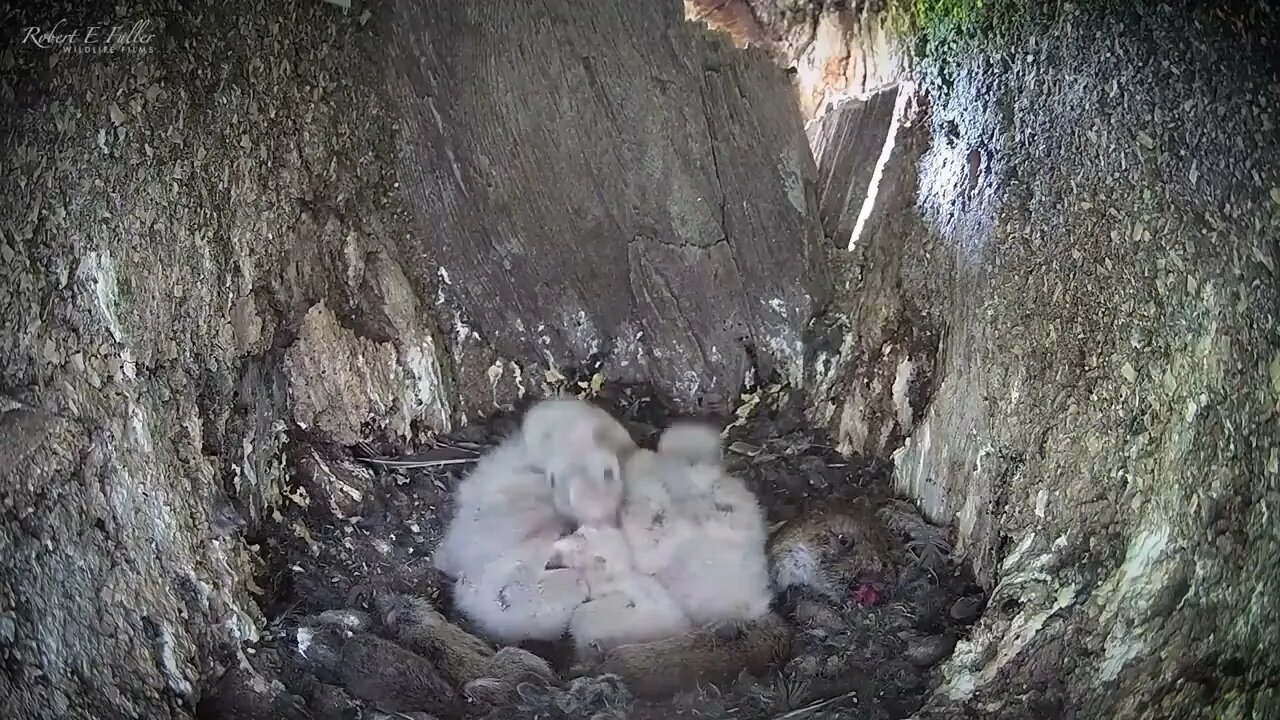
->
[1,0,1276,718]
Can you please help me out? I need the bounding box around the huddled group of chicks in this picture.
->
[205,395,976,720]
[435,397,782,666]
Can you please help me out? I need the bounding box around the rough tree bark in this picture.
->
[808,86,900,249]
[801,3,1280,718]
[386,0,832,412]
[0,1,441,715]
[0,1,829,717]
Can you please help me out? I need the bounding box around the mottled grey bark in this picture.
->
[809,88,942,462]
[808,87,900,246]
[805,4,1280,718]
[386,0,831,411]
[0,1,447,717]
[0,1,831,717]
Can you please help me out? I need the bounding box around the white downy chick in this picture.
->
[432,398,634,643]
[549,482,691,655]
[620,422,774,626]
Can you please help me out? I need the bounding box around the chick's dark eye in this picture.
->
[836,533,852,549]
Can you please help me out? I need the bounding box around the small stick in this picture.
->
[360,457,478,469]
[770,689,859,719]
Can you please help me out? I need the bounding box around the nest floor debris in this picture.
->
[200,384,982,720]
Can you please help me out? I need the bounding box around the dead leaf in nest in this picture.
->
[1137,131,1155,149]
[724,390,761,435]
[1270,187,1280,206]
[779,435,811,457]
[1120,361,1137,383]
[286,485,311,508]
[728,441,762,457]
[291,522,319,555]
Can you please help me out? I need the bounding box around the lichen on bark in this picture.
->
[797,1,1280,717]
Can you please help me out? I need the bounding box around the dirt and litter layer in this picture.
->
[197,380,982,720]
